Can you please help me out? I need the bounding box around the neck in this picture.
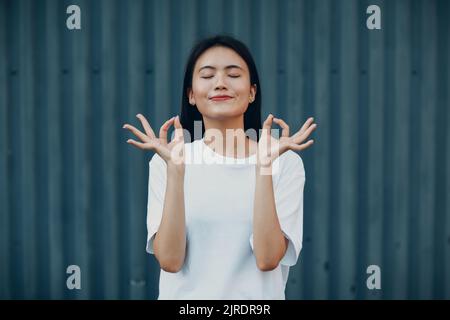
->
[202,115,254,158]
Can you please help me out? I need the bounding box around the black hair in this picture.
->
[179,34,262,142]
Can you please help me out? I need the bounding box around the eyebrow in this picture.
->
[198,65,243,72]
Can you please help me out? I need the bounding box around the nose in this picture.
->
[214,73,227,91]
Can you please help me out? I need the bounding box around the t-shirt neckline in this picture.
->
[199,138,258,164]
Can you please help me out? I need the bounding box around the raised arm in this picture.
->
[123,114,186,273]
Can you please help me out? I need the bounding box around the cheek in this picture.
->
[192,81,209,98]
[234,82,251,98]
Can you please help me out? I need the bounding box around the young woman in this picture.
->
[123,35,317,299]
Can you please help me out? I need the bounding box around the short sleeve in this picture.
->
[249,151,305,266]
[146,153,167,254]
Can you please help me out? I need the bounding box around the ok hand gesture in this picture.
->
[123,114,185,168]
[257,114,317,167]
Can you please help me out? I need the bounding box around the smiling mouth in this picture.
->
[210,96,233,101]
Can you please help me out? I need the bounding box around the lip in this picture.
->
[210,95,233,101]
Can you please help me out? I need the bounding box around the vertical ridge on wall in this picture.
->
[116,0,131,300]
[231,0,251,46]
[260,0,277,117]
[144,1,160,300]
[408,0,422,300]
[153,0,171,124]
[128,0,147,300]
[0,0,10,300]
[89,0,103,299]
[250,0,261,70]
[391,0,411,300]
[46,0,64,299]
[8,0,24,299]
[300,0,315,300]
[356,0,369,301]
[433,0,449,300]
[311,0,331,300]
[417,0,437,300]
[71,0,91,300]
[59,0,75,300]
[276,0,286,124]
[366,0,384,301]
[446,0,450,299]
[34,0,50,299]
[328,0,342,300]
[101,0,120,300]
[170,0,182,117]
[20,0,37,299]
[338,0,358,300]
[382,0,397,300]
[439,0,450,300]
[284,0,305,299]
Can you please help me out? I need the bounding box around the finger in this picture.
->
[261,114,274,138]
[123,124,150,143]
[262,114,274,131]
[136,114,156,138]
[292,123,317,144]
[273,117,290,138]
[173,115,184,142]
[126,139,149,150]
[293,117,315,138]
[159,117,175,144]
[290,139,314,151]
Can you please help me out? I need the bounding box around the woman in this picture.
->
[123,35,317,299]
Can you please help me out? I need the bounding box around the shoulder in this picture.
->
[149,152,166,169]
[281,149,304,164]
[277,150,305,177]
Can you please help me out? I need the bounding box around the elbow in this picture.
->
[155,251,185,273]
[161,264,183,273]
[256,258,279,272]
[159,259,184,273]
[154,239,186,273]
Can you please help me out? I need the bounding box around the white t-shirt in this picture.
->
[146,138,305,300]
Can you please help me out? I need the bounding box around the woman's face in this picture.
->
[188,46,257,120]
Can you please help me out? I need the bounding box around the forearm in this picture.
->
[252,165,287,271]
[154,164,186,272]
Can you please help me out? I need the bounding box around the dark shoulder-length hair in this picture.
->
[180,34,262,142]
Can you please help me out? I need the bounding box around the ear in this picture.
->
[187,88,195,106]
[250,84,257,101]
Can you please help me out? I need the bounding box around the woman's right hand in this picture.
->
[123,114,185,169]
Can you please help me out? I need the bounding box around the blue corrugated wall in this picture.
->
[0,0,449,299]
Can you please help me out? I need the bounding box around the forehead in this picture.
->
[194,46,249,72]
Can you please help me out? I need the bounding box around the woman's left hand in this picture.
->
[257,114,317,167]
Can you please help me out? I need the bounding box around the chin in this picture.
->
[207,106,246,118]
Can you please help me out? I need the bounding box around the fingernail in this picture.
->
[122,125,126,128]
